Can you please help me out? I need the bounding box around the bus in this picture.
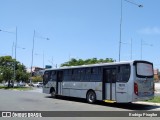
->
[43,60,154,103]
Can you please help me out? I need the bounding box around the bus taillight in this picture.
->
[134,82,138,95]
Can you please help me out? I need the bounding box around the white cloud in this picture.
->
[138,27,160,35]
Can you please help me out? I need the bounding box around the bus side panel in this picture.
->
[43,81,56,94]
[116,81,134,103]
[127,81,134,102]
[116,82,128,102]
[128,66,135,103]
[95,91,102,100]
[43,87,50,94]
[63,82,102,100]
[91,82,102,100]
[116,65,134,103]
[69,82,91,98]
[62,82,71,96]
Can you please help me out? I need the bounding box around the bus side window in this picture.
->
[91,67,98,74]
[76,69,81,81]
[43,71,51,85]
[117,66,121,82]
[112,69,116,83]
[50,71,56,81]
[117,65,130,82]
[84,68,91,81]
[105,69,116,83]
[105,70,111,83]
[80,69,85,81]
[63,69,73,81]
[90,67,102,82]
[57,71,63,82]
[71,69,78,81]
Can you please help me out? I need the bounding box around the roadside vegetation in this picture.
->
[31,76,43,83]
[0,56,30,87]
[61,58,115,67]
[144,96,160,103]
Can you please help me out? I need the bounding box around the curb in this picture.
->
[133,101,160,106]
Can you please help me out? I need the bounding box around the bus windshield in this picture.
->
[136,62,153,77]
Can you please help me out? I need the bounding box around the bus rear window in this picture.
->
[136,62,153,77]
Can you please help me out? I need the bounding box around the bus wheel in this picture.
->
[50,88,56,98]
[86,90,96,104]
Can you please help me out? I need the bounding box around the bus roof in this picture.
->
[44,60,152,71]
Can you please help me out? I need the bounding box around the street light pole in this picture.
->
[30,30,35,81]
[48,57,57,68]
[13,27,17,82]
[119,0,123,62]
[30,30,49,83]
[119,0,143,62]
[12,42,14,58]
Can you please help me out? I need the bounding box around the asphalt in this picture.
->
[28,87,160,106]
[1,82,160,106]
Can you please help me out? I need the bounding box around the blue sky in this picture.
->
[0,0,160,69]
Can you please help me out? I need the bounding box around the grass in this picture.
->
[0,86,33,91]
[144,96,160,103]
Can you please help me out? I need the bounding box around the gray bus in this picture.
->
[43,60,154,103]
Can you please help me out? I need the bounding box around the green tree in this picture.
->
[0,56,14,83]
[61,58,115,67]
[0,56,29,87]
[31,76,43,83]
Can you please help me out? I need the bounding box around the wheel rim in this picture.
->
[51,91,55,97]
[88,92,95,103]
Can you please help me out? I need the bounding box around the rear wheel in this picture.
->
[86,90,96,104]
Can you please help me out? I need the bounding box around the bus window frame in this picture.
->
[43,70,51,85]
[133,61,154,78]
[116,64,131,83]
[103,67,117,83]
[50,70,57,81]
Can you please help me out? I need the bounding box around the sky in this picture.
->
[0,0,160,69]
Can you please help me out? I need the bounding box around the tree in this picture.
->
[0,56,14,83]
[61,58,115,67]
[0,56,29,87]
[31,76,43,83]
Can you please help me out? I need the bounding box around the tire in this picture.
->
[86,90,96,104]
[50,89,56,98]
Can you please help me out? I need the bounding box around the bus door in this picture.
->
[103,68,116,101]
[56,71,63,95]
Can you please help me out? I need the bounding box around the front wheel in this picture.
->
[51,89,56,98]
[86,91,96,104]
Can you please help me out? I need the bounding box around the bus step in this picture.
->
[104,100,116,103]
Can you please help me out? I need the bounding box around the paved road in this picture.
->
[0,89,160,120]
[0,89,143,111]
[1,87,159,111]
[1,85,160,120]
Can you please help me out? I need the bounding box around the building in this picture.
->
[154,69,159,82]
[27,67,45,76]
